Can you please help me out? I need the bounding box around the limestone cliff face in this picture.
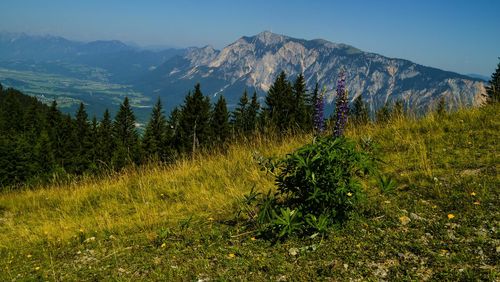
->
[146,31,486,112]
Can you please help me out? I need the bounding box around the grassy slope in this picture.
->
[0,105,498,281]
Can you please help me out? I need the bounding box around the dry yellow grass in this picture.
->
[0,134,311,249]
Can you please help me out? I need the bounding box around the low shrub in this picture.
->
[256,136,376,239]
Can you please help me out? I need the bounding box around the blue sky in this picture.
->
[0,0,498,76]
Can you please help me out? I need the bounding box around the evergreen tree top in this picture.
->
[75,102,88,124]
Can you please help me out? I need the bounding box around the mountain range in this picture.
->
[0,31,487,121]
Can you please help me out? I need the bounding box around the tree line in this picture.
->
[0,69,445,187]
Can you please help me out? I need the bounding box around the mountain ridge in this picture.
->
[141,31,486,112]
[0,31,487,117]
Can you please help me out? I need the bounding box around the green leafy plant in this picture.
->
[271,208,303,238]
[305,213,330,235]
[275,137,374,220]
[377,174,397,194]
[256,136,375,239]
[236,185,261,220]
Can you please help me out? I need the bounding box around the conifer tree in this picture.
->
[96,109,115,167]
[233,89,249,133]
[113,97,140,167]
[167,106,182,155]
[88,116,99,170]
[178,84,212,153]
[34,130,55,176]
[486,58,500,103]
[351,95,369,125]
[23,102,44,140]
[310,83,324,133]
[265,71,293,132]
[292,73,308,130]
[57,114,77,170]
[74,102,92,173]
[211,95,230,145]
[247,91,260,133]
[142,98,168,161]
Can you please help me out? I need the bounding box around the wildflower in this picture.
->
[250,237,257,241]
[333,70,349,138]
[208,217,214,221]
[470,192,476,196]
[313,87,325,133]
[161,243,166,248]
[399,215,411,225]
[473,201,480,205]
[35,266,40,271]
[228,253,235,258]
[447,214,455,219]
[347,192,353,197]
[27,254,32,258]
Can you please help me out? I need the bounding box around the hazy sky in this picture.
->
[1,0,498,76]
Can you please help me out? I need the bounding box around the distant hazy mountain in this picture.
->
[0,32,185,83]
[466,73,489,82]
[0,32,185,121]
[140,31,486,113]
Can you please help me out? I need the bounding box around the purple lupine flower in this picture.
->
[333,70,349,138]
[313,87,325,134]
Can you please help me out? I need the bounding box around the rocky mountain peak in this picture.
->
[253,31,288,45]
[186,45,219,66]
[147,32,486,112]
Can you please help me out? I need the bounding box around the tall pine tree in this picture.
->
[247,91,260,134]
[74,103,92,173]
[211,95,230,145]
[167,106,182,156]
[486,58,500,103]
[97,109,115,167]
[178,84,212,154]
[265,71,293,132]
[292,73,308,130]
[113,97,140,168]
[351,95,369,125]
[233,89,249,133]
[142,98,169,161]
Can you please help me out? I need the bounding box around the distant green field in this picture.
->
[0,67,151,121]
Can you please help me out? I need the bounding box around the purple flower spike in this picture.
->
[333,70,349,138]
[314,88,325,134]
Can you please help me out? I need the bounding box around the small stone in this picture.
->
[288,248,299,256]
[409,213,422,220]
[343,263,348,270]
